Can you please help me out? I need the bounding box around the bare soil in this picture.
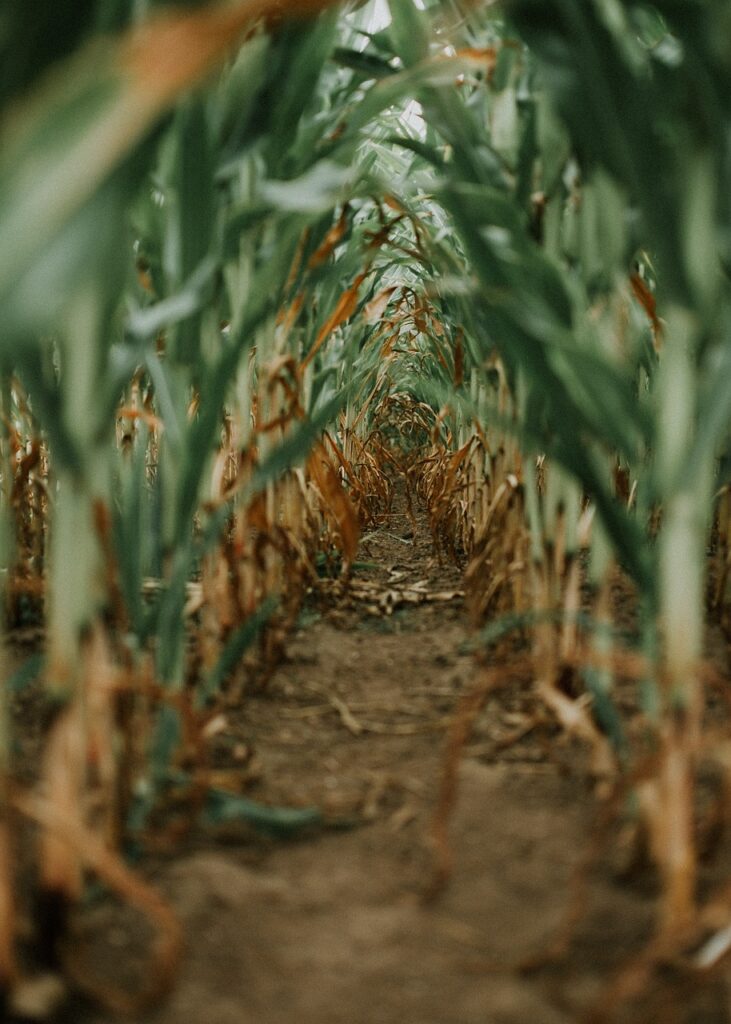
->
[43,489,731,1024]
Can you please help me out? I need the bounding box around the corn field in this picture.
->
[1,0,731,1020]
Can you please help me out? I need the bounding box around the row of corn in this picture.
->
[0,0,730,1010]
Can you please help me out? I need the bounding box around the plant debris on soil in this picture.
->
[22,486,727,1024]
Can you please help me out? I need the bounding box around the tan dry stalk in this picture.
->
[307,441,360,565]
[639,727,697,935]
[559,553,581,663]
[15,790,183,1014]
[0,821,16,988]
[428,656,533,897]
[38,705,85,906]
[83,625,123,848]
[712,487,731,624]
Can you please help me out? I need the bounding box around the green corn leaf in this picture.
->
[203,790,322,838]
[197,597,278,707]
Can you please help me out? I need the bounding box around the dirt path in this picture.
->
[72,488,730,1024]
